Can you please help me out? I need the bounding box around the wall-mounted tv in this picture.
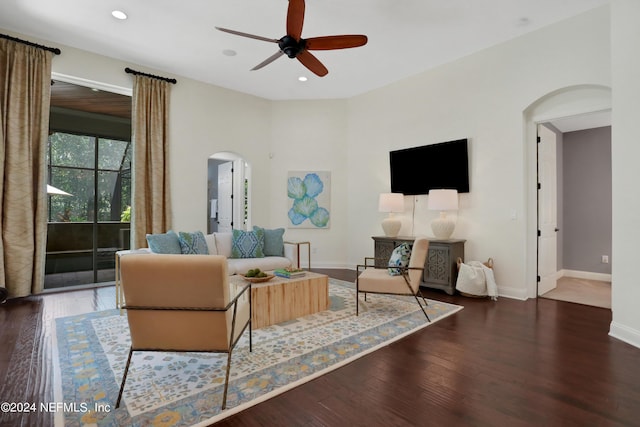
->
[389,138,469,195]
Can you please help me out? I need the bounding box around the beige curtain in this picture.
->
[0,39,53,297]
[131,75,172,249]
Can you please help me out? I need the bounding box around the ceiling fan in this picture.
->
[215,0,367,77]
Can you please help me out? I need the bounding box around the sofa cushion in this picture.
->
[253,226,285,256]
[214,232,233,257]
[231,229,265,258]
[146,230,181,254]
[388,242,411,276]
[178,231,209,255]
[204,233,218,255]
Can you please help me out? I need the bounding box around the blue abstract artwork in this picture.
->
[287,171,331,228]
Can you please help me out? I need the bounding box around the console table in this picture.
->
[372,236,465,295]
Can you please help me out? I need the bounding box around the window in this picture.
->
[47,133,131,222]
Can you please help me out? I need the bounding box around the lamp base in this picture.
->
[430,212,455,240]
[381,216,401,237]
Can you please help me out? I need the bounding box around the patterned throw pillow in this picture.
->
[231,229,265,259]
[146,230,182,254]
[178,231,209,255]
[253,226,285,256]
[388,243,412,276]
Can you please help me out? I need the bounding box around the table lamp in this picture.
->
[428,189,458,239]
[379,193,404,237]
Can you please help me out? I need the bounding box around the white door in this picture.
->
[217,161,233,232]
[537,124,558,295]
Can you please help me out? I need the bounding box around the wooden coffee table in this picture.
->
[231,271,330,329]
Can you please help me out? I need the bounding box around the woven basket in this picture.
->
[456,257,494,298]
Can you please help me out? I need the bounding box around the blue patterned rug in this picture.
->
[53,279,462,426]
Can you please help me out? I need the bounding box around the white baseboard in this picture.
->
[609,321,640,350]
[560,269,611,283]
[497,285,528,301]
[313,262,352,270]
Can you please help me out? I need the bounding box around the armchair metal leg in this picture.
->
[414,289,431,322]
[355,278,359,316]
[221,350,233,410]
[116,347,134,408]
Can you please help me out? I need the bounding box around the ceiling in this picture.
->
[50,80,131,119]
[549,111,611,133]
[0,0,609,101]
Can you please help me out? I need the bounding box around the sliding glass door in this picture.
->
[45,132,131,289]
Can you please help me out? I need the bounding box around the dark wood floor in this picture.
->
[1,269,639,427]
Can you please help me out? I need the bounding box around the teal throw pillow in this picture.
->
[253,226,285,256]
[232,229,265,259]
[178,231,209,255]
[146,230,181,254]
[388,243,412,276]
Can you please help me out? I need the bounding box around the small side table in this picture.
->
[285,241,311,270]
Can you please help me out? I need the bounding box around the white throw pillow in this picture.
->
[205,233,218,255]
[214,232,233,258]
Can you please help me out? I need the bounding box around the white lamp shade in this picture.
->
[378,193,404,213]
[428,189,458,211]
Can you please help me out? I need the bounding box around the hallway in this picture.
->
[541,276,611,309]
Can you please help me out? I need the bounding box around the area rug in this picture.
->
[53,279,462,426]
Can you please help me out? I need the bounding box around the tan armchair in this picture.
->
[115,254,252,410]
[356,237,431,321]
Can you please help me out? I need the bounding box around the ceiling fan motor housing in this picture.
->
[279,35,304,58]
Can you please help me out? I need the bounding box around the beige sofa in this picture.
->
[117,232,297,275]
[203,231,296,275]
[115,231,298,312]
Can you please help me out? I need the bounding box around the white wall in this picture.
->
[346,6,611,299]
[168,79,271,231]
[269,100,349,268]
[610,0,640,347]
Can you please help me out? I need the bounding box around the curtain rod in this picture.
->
[0,33,61,55]
[124,67,177,84]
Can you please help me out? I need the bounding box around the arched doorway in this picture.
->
[208,152,251,233]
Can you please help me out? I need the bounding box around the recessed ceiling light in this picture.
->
[222,49,237,57]
[91,88,100,92]
[112,10,127,20]
[298,76,308,82]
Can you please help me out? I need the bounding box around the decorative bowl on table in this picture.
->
[239,274,275,283]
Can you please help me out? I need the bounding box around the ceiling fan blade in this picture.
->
[305,35,368,50]
[286,0,305,40]
[297,50,328,77]
[251,51,285,71]
[215,27,279,43]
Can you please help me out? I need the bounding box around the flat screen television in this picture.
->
[389,139,469,195]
